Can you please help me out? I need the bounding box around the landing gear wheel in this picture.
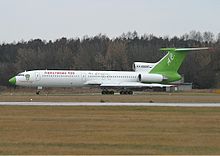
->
[110,91,114,95]
[120,90,133,95]
[120,91,126,95]
[102,90,114,95]
[36,90,40,95]
[128,91,133,95]
[102,90,106,95]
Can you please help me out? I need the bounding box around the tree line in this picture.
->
[1,31,220,88]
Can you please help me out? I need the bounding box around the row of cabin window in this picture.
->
[42,75,80,78]
[88,75,137,78]
[42,75,137,79]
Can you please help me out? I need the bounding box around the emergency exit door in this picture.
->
[35,72,41,81]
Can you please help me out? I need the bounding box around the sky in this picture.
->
[0,0,219,43]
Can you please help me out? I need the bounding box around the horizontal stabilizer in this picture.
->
[160,47,209,52]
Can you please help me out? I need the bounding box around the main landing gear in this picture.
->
[101,89,133,95]
[101,90,114,95]
[119,90,133,95]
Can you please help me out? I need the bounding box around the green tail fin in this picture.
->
[150,47,209,82]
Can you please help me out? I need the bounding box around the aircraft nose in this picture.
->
[9,76,16,85]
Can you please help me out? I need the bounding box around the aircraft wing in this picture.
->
[100,82,174,88]
[84,80,101,85]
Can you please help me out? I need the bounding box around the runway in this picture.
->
[0,102,220,107]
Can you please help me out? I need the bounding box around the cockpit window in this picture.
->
[17,74,24,76]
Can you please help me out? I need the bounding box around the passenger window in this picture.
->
[17,74,24,76]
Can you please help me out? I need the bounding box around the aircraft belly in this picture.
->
[35,78,74,87]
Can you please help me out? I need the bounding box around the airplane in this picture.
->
[9,47,209,95]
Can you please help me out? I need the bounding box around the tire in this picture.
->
[110,91,114,94]
[128,91,133,95]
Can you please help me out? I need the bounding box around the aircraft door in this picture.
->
[35,72,41,81]
[107,74,111,80]
[81,73,86,82]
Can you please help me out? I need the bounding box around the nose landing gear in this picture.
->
[36,90,40,95]
[36,86,43,95]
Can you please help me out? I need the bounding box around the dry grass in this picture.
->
[0,92,220,103]
[1,87,220,103]
[0,106,220,154]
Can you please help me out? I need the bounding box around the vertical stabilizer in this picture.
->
[150,47,209,82]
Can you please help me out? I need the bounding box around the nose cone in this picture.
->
[9,77,16,85]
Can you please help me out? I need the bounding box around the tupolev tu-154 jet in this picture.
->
[9,47,209,95]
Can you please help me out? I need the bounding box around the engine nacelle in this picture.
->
[133,62,155,72]
[138,73,164,83]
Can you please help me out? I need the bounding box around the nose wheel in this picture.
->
[36,86,43,95]
[36,90,40,95]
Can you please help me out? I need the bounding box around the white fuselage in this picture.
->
[16,70,140,87]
